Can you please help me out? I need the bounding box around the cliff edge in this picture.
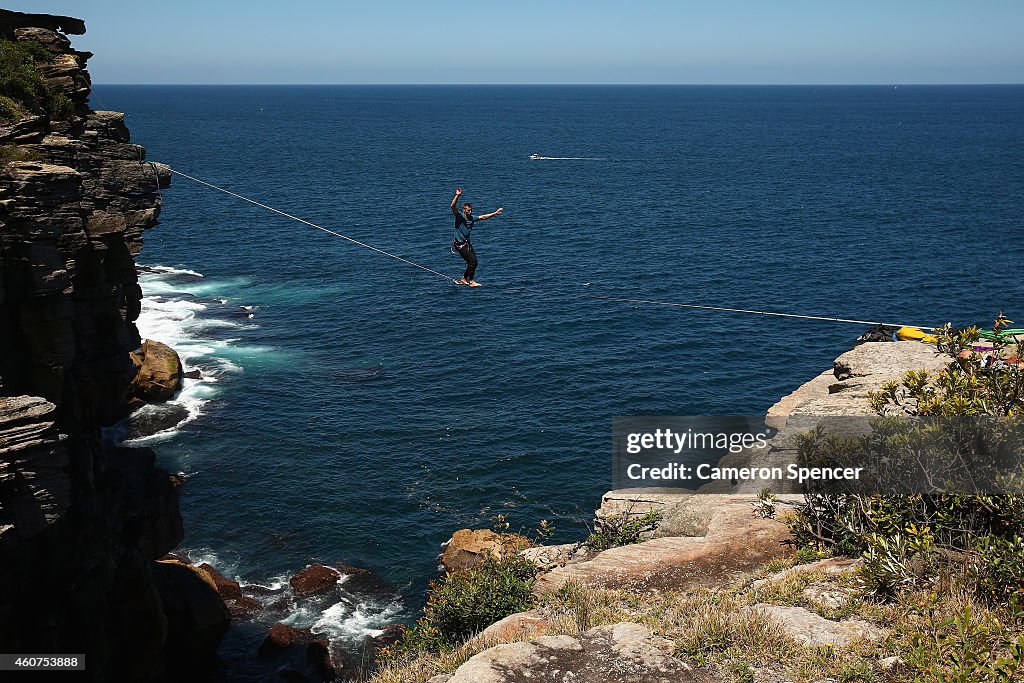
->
[0,11,219,681]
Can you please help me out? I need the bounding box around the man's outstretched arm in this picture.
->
[477,207,504,221]
[451,187,462,216]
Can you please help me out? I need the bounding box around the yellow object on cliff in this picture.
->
[896,326,938,343]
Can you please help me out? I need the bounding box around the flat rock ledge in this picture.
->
[441,622,722,683]
[537,498,793,591]
[742,604,886,648]
[766,340,947,427]
[750,556,863,590]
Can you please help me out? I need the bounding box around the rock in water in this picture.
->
[132,339,183,401]
[289,564,342,597]
[196,562,243,601]
[288,561,393,598]
[151,560,231,670]
[258,623,313,656]
[125,403,189,439]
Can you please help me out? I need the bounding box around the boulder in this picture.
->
[151,560,230,666]
[306,640,337,679]
[440,529,533,573]
[519,542,587,570]
[159,552,189,564]
[878,655,905,671]
[289,564,341,597]
[751,557,862,590]
[802,583,857,611]
[335,561,392,595]
[289,561,392,600]
[258,623,313,656]
[362,623,405,653]
[742,604,886,648]
[539,498,794,591]
[132,339,183,401]
[124,403,189,440]
[226,596,262,620]
[468,609,549,647]
[196,562,242,601]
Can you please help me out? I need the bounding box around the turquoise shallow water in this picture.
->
[94,85,1024,640]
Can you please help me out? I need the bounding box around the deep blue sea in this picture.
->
[92,84,1024,646]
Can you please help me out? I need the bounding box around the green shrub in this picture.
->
[585,510,662,551]
[973,534,1024,604]
[909,601,1024,682]
[859,527,935,597]
[0,39,73,122]
[0,144,43,164]
[0,94,21,120]
[387,557,538,655]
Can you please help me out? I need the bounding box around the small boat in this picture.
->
[529,153,541,160]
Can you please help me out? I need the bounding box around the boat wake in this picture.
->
[529,153,602,160]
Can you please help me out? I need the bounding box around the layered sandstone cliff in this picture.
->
[0,10,214,681]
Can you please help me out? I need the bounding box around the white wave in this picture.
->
[146,265,205,278]
[310,599,405,641]
[245,575,291,592]
[121,376,217,445]
[122,265,259,443]
[187,319,246,331]
[181,547,242,579]
[175,276,254,297]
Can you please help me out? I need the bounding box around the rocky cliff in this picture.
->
[0,10,208,681]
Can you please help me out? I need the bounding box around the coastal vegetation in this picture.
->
[373,549,1023,683]
[788,321,1023,604]
[782,320,1024,681]
[372,321,1024,682]
[584,508,663,551]
[0,143,42,164]
[0,38,72,122]
[385,557,539,657]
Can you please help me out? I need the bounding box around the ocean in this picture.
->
[91,84,1024,656]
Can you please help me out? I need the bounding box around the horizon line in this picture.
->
[92,82,1024,87]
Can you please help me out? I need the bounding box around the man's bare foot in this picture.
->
[468,280,482,287]
[457,278,469,285]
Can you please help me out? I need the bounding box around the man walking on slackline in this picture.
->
[450,187,503,287]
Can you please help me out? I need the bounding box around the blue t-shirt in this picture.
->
[454,212,476,242]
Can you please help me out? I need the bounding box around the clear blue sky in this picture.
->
[8,1,1023,84]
